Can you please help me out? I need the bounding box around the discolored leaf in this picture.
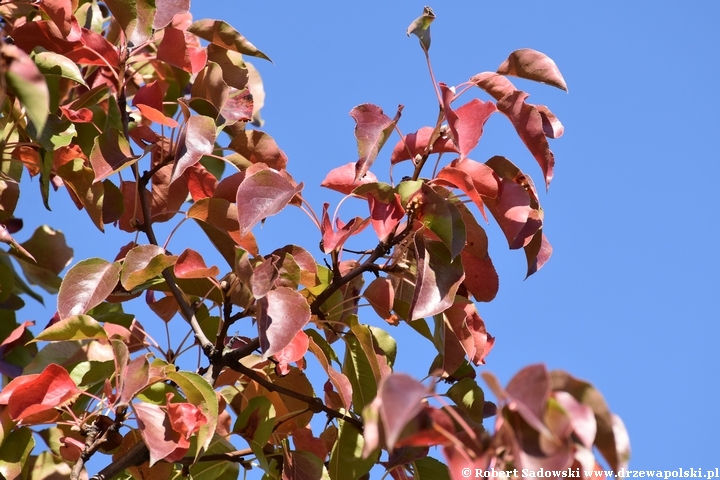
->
[469,71,517,101]
[409,237,465,321]
[0,426,34,479]
[351,104,403,181]
[120,245,177,291]
[133,80,178,127]
[189,19,271,61]
[274,330,309,376]
[153,0,190,30]
[442,297,494,368]
[307,334,353,410]
[320,203,370,254]
[56,158,106,231]
[132,401,183,465]
[524,229,552,278]
[414,184,466,260]
[536,105,564,139]
[406,6,435,53]
[57,258,121,319]
[103,0,156,45]
[258,287,311,360]
[363,277,395,322]
[171,115,217,183]
[283,449,328,480]
[321,162,379,195]
[166,370,218,460]
[235,166,303,237]
[389,126,458,165]
[483,176,542,250]
[497,48,568,92]
[89,129,138,183]
[33,315,107,342]
[452,99,497,159]
[367,192,404,241]
[377,373,428,450]
[2,44,49,135]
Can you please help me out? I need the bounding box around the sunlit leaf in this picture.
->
[236,166,303,237]
[89,129,138,183]
[2,364,80,423]
[258,287,311,359]
[350,104,403,181]
[166,370,218,460]
[389,126,458,165]
[133,80,178,127]
[57,258,121,319]
[33,315,107,342]
[189,19,271,61]
[120,244,177,291]
[31,50,87,86]
[497,48,568,92]
[469,71,517,101]
[2,44,49,135]
[157,26,208,73]
[174,248,220,279]
[171,115,217,183]
[321,162,379,195]
[227,129,288,171]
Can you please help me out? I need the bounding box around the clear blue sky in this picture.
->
[14,0,720,475]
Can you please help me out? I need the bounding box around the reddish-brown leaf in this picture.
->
[57,258,121,319]
[389,126,458,165]
[469,72,517,101]
[170,115,217,183]
[320,162,379,195]
[367,192,404,241]
[37,0,75,39]
[166,392,207,439]
[133,80,178,127]
[60,105,93,123]
[351,104,403,181]
[3,364,80,423]
[436,158,500,221]
[132,402,185,466]
[153,0,190,30]
[227,130,288,171]
[497,48,568,92]
[505,364,553,436]
[11,146,42,177]
[292,427,330,462]
[320,203,370,254]
[363,277,395,322]
[89,129,138,183]
[258,287,311,360]
[235,165,303,237]
[188,19,271,61]
[524,229,552,278]
[484,177,542,250]
[443,298,494,366]
[174,248,220,279]
[377,373,428,450]
[497,90,556,189]
[157,26,207,74]
[453,99,497,159]
[183,162,218,200]
[146,290,179,322]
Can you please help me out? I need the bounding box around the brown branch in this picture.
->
[230,361,364,431]
[90,440,148,480]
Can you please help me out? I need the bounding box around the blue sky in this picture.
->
[13,0,720,475]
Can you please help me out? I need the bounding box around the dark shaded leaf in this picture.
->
[410,237,465,321]
[497,48,568,92]
[446,377,485,423]
[103,0,156,45]
[1,44,49,135]
[57,258,121,319]
[227,129,288,171]
[524,229,552,278]
[328,420,377,480]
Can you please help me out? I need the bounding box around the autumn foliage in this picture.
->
[0,3,629,479]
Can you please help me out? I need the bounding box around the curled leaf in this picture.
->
[497,48,568,92]
[406,6,435,53]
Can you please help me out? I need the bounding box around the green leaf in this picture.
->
[418,185,466,260]
[31,49,87,86]
[328,420,377,480]
[121,245,178,291]
[414,457,451,480]
[343,332,377,413]
[187,435,241,480]
[0,426,34,479]
[446,377,485,423]
[57,258,122,319]
[27,114,76,152]
[233,396,276,472]
[189,20,271,62]
[166,370,218,461]
[368,325,397,368]
[32,314,107,343]
[406,6,435,53]
[2,44,49,135]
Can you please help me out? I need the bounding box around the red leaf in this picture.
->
[444,298,494,366]
[153,0,190,30]
[497,48,568,92]
[453,99,497,159]
[469,72,517,101]
[157,27,207,74]
[11,146,42,177]
[292,427,330,462]
[536,105,564,139]
[133,80,178,127]
[524,230,552,278]
[235,165,303,237]
[133,402,185,466]
[4,364,80,423]
[146,290,179,322]
[458,206,498,302]
[166,392,207,439]
[258,287,311,359]
[60,105,93,123]
[174,248,220,279]
[57,258,122,319]
[484,177,542,250]
[389,126,458,165]
[183,162,218,200]
[436,158,500,221]
[367,192,404,241]
[497,90,556,189]
[554,391,596,449]
[320,162,378,195]
[320,203,370,253]
[118,355,150,404]
[351,104,403,181]
[274,330,309,376]
[505,364,553,435]
[363,277,395,323]
[170,115,217,183]
[37,0,76,39]
[377,374,428,450]
[250,255,279,299]
[409,236,465,320]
